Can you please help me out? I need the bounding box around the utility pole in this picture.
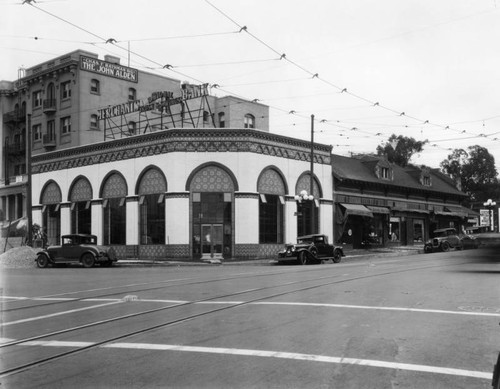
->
[26,114,32,245]
[310,114,315,234]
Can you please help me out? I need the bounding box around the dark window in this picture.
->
[61,116,71,134]
[33,90,42,109]
[33,124,42,141]
[90,79,100,94]
[244,114,255,129]
[259,194,284,243]
[61,81,71,99]
[90,114,99,130]
[128,88,136,101]
[103,198,126,245]
[42,204,61,246]
[139,194,165,244]
[218,112,225,128]
[128,121,136,135]
[47,120,55,142]
[71,201,91,234]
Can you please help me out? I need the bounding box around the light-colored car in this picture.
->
[424,228,479,253]
[36,234,118,268]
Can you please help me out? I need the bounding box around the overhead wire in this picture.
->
[21,1,500,160]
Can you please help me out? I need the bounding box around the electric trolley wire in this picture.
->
[21,1,500,158]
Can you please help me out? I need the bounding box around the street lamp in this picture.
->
[295,190,314,236]
[483,199,497,232]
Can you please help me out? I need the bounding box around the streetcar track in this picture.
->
[0,267,303,312]
[0,258,476,378]
[0,253,466,313]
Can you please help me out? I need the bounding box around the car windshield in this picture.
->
[297,238,313,244]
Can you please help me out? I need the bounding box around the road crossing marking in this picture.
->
[0,301,122,326]
[2,339,492,380]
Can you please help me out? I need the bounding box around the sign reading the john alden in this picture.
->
[80,55,138,83]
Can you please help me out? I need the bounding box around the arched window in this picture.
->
[40,181,62,246]
[69,177,92,234]
[244,114,255,129]
[101,173,127,245]
[258,168,286,244]
[137,167,167,245]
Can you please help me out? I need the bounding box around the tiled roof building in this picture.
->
[332,154,478,249]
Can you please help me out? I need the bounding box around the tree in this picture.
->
[376,134,428,167]
[440,145,499,201]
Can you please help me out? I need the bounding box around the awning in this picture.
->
[366,206,390,214]
[340,203,373,218]
[392,207,429,214]
[435,210,468,218]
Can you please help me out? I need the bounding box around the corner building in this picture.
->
[31,129,333,261]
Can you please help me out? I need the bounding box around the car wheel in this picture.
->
[441,241,450,252]
[333,249,342,263]
[36,254,49,268]
[424,245,432,254]
[298,251,308,265]
[81,253,95,268]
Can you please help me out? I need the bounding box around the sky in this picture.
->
[2,0,500,172]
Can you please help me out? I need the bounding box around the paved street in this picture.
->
[1,249,499,388]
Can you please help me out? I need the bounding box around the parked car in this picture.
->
[278,234,344,265]
[424,228,479,253]
[36,234,118,268]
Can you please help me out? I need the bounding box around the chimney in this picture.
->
[104,55,120,64]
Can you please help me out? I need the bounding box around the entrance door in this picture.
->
[201,224,223,259]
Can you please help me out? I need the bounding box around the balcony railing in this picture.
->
[3,109,26,124]
[42,133,56,148]
[43,99,57,113]
[5,142,26,155]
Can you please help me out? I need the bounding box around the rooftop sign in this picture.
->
[98,83,209,120]
[80,55,138,83]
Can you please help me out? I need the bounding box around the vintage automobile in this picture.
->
[424,228,479,253]
[278,234,344,265]
[36,234,118,268]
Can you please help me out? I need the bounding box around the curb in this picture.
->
[115,247,423,267]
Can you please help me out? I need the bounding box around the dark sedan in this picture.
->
[36,234,118,268]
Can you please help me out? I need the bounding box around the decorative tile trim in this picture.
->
[164,192,189,199]
[235,192,259,199]
[32,129,332,174]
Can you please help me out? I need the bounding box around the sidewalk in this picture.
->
[117,244,424,267]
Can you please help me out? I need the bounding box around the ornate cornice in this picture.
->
[32,129,332,174]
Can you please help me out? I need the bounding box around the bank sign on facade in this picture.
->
[80,55,138,83]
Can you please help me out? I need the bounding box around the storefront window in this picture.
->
[259,194,284,244]
[413,219,424,242]
[139,194,165,244]
[390,217,400,242]
[71,201,91,234]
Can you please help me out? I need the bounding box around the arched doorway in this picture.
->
[188,164,237,260]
